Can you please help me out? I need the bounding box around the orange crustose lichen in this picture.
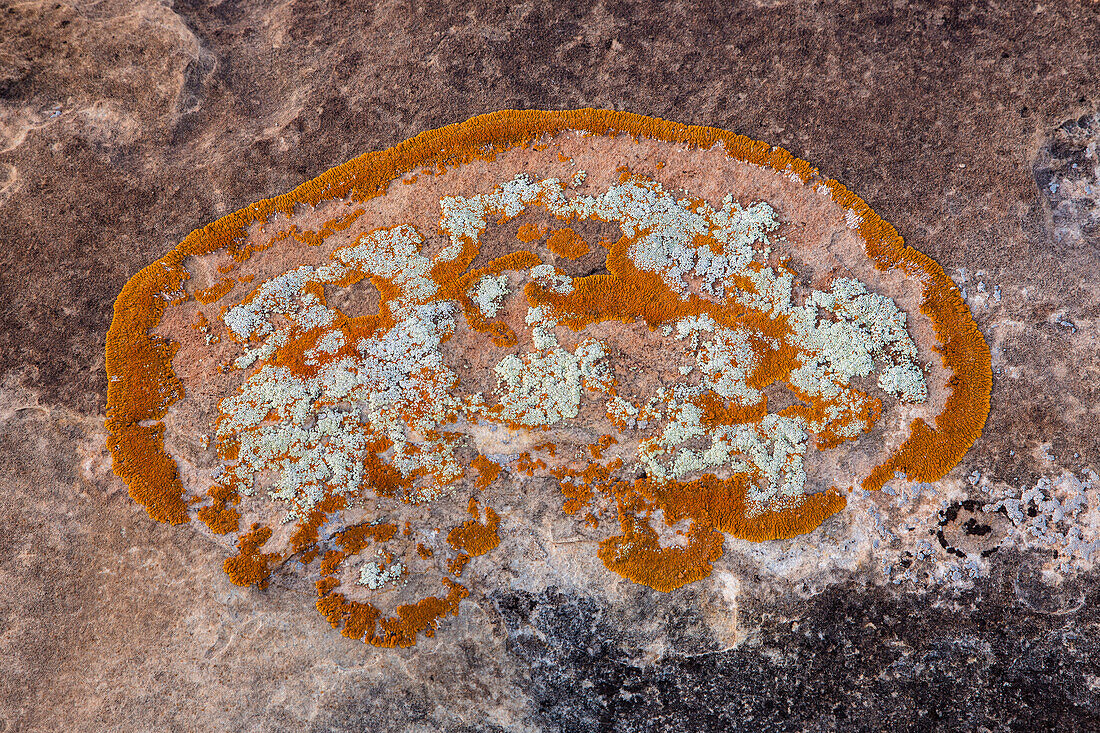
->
[545,227,590,260]
[105,109,991,646]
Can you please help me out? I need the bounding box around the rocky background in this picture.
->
[1,1,1099,731]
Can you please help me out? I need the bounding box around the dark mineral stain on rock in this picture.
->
[937,500,1009,559]
[493,568,1100,733]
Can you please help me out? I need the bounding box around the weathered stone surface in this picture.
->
[1,1,1098,731]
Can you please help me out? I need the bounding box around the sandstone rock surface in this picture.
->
[1,1,1099,731]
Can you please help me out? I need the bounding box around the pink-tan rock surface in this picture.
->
[1,1,1099,731]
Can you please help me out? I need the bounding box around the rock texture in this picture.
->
[1,1,1098,731]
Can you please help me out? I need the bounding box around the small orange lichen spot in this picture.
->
[589,434,618,459]
[471,454,501,489]
[106,109,989,647]
[516,222,544,242]
[598,514,724,593]
[195,278,235,304]
[197,485,240,534]
[447,553,470,576]
[516,452,546,476]
[546,227,590,260]
[197,504,239,534]
[447,501,501,557]
[224,523,280,589]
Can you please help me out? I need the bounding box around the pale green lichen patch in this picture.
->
[357,559,407,589]
[210,172,929,525]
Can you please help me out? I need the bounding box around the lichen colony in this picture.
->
[105,110,991,647]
